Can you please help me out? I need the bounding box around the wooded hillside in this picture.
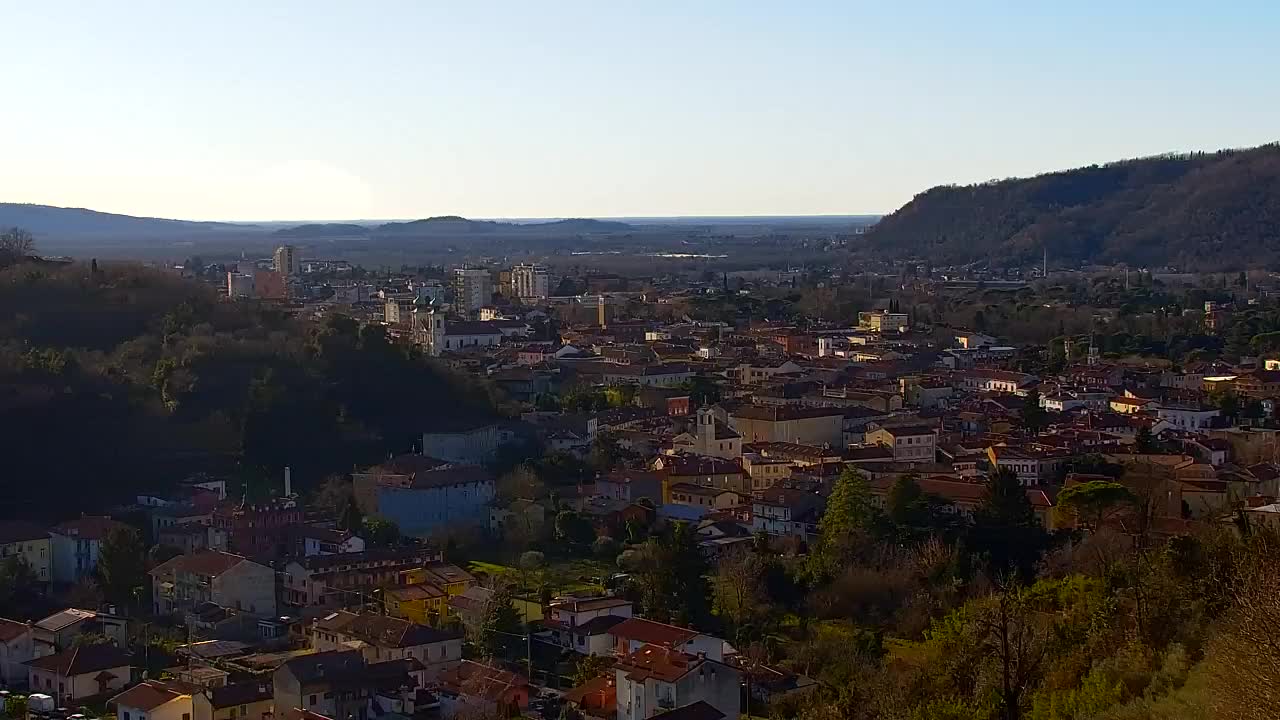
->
[866,144,1280,270]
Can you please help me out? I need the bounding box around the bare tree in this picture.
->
[1207,539,1280,719]
[0,227,35,263]
[976,579,1051,720]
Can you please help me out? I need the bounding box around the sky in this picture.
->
[2,1,1278,221]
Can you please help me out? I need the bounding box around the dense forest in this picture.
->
[0,259,500,521]
[866,144,1280,270]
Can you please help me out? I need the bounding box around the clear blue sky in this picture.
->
[3,1,1277,221]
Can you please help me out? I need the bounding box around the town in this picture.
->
[3,237,1279,720]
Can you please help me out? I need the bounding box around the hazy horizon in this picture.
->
[4,2,1278,221]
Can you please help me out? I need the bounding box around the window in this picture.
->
[309,695,317,706]
[239,706,248,716]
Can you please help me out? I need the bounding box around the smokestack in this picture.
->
[284,466,292,497]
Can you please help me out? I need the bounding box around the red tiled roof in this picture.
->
[110,681,187,710]
[52,516,128,541]
[614,644,701,683]
[149,550,247,578]
[0,618,30,643]
[608,618,699,648]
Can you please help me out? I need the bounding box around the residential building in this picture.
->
[33,608,128,657]
[420,425,514,465]
[727,405,844,447]
[49,516,129,585]
[608,619,731,661]
[111,680,194,720]
[273,650,418,720]
[543,596,633,656]
[740,453,793,490]
[193,682,274,720]
[453,268,493,314]
[654,455,749,499]
[597,471,664,504]
[352,459,495,537]
[436,660,529,718]
[668,485,741,512]
[858,311,909,333]
[1157,404,1220,431]
[511,263,550,301]
[416,309,509,356]
[25,643,132,703]
[310,611,462,681]
[752,489,823,539]
[987,445,1075,487]
[956,369,1038,394]
[614,645,740,720]
[150,551,277,617]
[273,245,300,276]
[865,425,938,463]
[729,361,804,386]
[282,548,441,608]
[0,521,51,585]
[213,499,303,560]
[289,526,366,557]
[0,618,33,687]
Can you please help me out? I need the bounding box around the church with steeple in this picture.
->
[671,405,742,460]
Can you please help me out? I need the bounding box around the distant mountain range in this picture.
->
[0,204,635,242]
[0,203,252,237]
[866,143,1280,269]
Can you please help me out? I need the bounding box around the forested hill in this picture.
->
[0,260,500,521]
[866,143,1280,270]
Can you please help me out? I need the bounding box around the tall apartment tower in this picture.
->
[452,267,493,314]
[273,245,300,276]
[511,263,550,301]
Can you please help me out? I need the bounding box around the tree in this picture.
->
[631,522,712,628]
[555,510,597,548]
[0,556,36,611]
[572,654,615,685]
[1055,480,1135,531]
[338,496,364,533]
[0,227,35,264]
[475,583,525,660]
[361,517,400,547]
[497,465,546,505]
[886,473,935,532]
[968,468,1049,582]
[1021,390,1047,433]
[314,474,355,517]
[1135,425,1155,453]
[97,527,147,612]
[810,468,876,578]
[713,548,769,645]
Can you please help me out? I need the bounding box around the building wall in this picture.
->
[728,415,843,446]
[213,561,277,617]
[193,695,272,720]
[421,426,502,464]
[375,482,495,537]
[118,697,193,720]
[0,536,50,585]
[49,533,102,585]
[0,628,32,686]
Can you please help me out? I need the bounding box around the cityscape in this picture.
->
[3,4,1280,720]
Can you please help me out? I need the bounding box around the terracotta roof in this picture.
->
[608,618,699,649]
[110,681,187,710]
[421,562,475,586]
[728,405,844,421]
[384,583,447,602]
[438,660,528,702]
[314,611,460,648]
[563,674,617,716]
[651,701,726,720]
[664,455,743,477]
[149,550,247,578]
[0,521,49,545]
[26,643,130,676]
[205,680,272,709]
[52,516,128,541]
[669,483,738,498]
[614,644,702,683]
[0,617,30,643]
[872,425,938,437]
[550,596,632,613]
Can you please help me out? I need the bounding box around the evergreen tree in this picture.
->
[810,468,877,578]
[97,527,147,612]
[968,468,1049,582]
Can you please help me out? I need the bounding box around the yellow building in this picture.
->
[0,521,51,585]
[388,562,476,626]
[384,582,449,625]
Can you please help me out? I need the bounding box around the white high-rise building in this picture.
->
[273,245,300,276]
[511,263,550,301]
[452,268,493,314]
